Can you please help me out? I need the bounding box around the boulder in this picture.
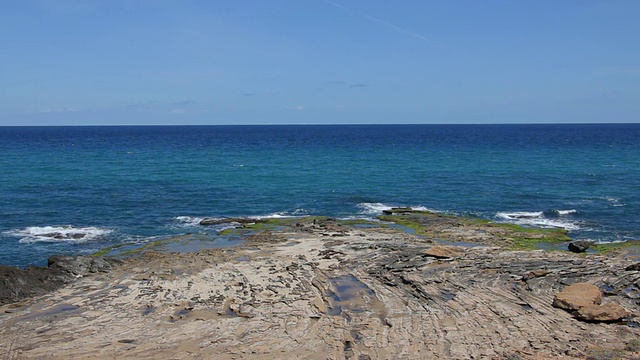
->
[568,241,593,253]
[423,246,464,259]
[574,302,629,322]
[552,283,602,311]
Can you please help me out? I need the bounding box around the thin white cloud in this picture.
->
[321,0,434,43]
[39,107,79,113]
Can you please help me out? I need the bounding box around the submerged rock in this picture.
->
[568,241,593,253]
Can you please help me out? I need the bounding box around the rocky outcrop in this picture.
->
[2,220,639,359]
[0,256,119,306]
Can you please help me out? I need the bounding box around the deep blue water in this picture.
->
[1,124,639,267]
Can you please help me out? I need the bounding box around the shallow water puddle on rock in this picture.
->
[327,275,377,316]
[18,303,81,321]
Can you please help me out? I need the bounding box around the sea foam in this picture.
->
[5,226,113,244]
[357,202,435,215]
[495,210,580,231]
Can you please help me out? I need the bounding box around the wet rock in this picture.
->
[382,207,416,215]
[574,302,629,322]
[423,246,463,259]
[552,283,602,311]
[568,241,592,253]
[199,217,265,226]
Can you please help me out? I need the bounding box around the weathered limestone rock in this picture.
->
[1,256,119,305]
[522,269,548,281]
[423,246,463,259]
[552,283,602,311]
[2,219,639,359]
[568,241,593,253]
[48,255,118,276]
[575,302,629,322]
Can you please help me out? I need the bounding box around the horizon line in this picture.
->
[1,122,639,128]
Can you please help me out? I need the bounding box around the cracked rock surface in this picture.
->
[1,220,639,359]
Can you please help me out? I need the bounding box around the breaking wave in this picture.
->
[5,226,113,244]
[495,210,581,231]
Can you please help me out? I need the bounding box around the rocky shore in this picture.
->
[2,211,640,359]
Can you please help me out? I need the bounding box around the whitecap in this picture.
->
[496,211,544,220]
[357,203,393,215]
[173,216,206,226]
[357,202,436,215]
[5,226,113,244]
[495,211,580,231]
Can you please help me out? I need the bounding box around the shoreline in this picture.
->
[2,212,640,359]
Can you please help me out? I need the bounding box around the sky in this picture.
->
[1,0,639,125]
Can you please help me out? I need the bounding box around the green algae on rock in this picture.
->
[378,210,571,250]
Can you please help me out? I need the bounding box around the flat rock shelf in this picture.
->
[1,214,640,359]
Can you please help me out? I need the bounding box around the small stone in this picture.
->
[552,283,602,311]
[567,241,592,253]
[574,302,629,322]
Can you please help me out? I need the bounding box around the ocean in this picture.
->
[1,124,639,267]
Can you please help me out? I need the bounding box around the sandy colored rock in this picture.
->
[423,245,464,259]
[575,302,629,322]
[522,269,548,281]
[552,283,602,311]
[1,220,639,359]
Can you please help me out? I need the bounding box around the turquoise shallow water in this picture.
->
[1,124,639,267]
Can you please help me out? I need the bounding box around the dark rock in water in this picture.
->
[626,263,640,271]
[568,241,593,253]
[382,207,425,215]
[0,255,120,306]
[199,217,265,226]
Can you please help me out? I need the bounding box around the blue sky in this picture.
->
[1,0,638,125]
